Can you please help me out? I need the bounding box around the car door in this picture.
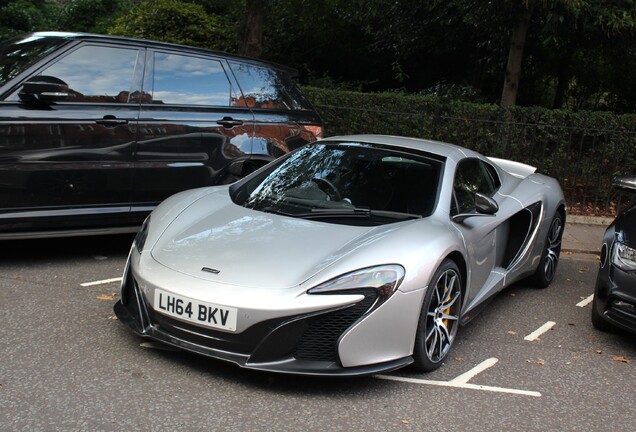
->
[0,42,142,233]
[450,158,506,310]
[131,49,255,210]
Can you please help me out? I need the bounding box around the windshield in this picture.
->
[232,143,443,225]
[0,35,65,87]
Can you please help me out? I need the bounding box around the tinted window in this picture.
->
[452,159,497,215]
[30,45,140,103]
[0,35,64,87]
[148,52,234,106]
[230,62,312,111]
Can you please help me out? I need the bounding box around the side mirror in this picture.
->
[475,192,499,215]
[452,192,499,223]
[613,175,636,192]
[18,75,70,103]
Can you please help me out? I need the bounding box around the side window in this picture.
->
[34,45,140,103]
[147,52,235,106]
[452,159,498,215]
[229,62,311,111]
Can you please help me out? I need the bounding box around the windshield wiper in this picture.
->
[305,208,422,220]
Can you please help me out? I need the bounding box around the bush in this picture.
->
[302,86,636,215]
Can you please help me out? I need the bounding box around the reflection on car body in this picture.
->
[0,32,322,239]
[592,175,636,336]
[115,134,566,376]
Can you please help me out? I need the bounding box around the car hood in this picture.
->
[150,194,377,289]
[615,204,636,247]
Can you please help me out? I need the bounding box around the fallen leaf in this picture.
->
[527,359,545,365]
[562,251,574,255]
[612,356,631,364]
[109,315,119,321]
[97,293,118,301]
[508,331,517,335]
[454,357,465,362]
[596,349,603,354]
[401,420,410,425]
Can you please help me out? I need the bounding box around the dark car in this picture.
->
[592,176,636,335]
[0,32,322,239]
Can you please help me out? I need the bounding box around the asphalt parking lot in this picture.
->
[1,231,635,431]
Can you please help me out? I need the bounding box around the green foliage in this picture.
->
[0,0,59,40]
[303,87,636,214]
[57,0,132,34]
[108,0,233,51]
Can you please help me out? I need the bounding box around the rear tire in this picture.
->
[412,259,462,372]
[531,211,563,288]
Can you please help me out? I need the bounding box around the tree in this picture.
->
[108,0,233,51]
[239,0,264,58]
[501,1,536,107]
[56,0,131,34]
[0,0,59,40]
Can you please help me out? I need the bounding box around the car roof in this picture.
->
[22,32,296,73]
[321,134,480,161]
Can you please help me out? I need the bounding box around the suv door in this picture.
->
[0,42,142,235]
[132,49,255,209]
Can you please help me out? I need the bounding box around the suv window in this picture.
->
[452,159,498,215]
[23,45,140,103]
[147,51,237,106]
[230,62,312,111]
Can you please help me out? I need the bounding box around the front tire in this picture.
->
[412,259,462,372]
[531,211,564,288]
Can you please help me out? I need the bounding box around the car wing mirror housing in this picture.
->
[452,192,499,224]
[18,75,71,103]
[613,175,636,193]
[613,175,636,215]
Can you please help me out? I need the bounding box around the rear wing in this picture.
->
[487,157,537,179]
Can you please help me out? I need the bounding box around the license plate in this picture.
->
[153,288,237,331]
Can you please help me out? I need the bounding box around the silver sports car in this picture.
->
[114,135,566,376]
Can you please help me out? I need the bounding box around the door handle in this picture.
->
[216,117,243,128]
[96,116,128,127]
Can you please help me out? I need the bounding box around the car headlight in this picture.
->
[134,215,151,252]
[612,241,636,272]
[308,265,405,304]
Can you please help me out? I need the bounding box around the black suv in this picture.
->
[0,32,322,239]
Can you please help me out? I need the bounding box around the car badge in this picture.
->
[201,267,221,274]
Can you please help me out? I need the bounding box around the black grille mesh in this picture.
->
[294,291,377,362]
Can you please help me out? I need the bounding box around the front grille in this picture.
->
[294,290,377,362]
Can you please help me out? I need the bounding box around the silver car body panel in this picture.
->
[117,134,566,375]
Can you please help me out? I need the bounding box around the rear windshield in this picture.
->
[0,35,65,87]
[229,61,313,111]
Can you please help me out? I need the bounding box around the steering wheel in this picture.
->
[311,177,342,201]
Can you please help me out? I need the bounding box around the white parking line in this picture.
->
[576,294,594,307]
[80,277,123,287]
[376,358,541,397]
[524,321,556,341]
[449,357,498,384]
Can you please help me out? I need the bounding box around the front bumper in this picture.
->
[114,270,413,376]
[594,263,636,335]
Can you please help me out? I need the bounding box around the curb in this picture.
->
[566,215,613,226]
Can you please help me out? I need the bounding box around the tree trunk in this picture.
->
[239,0,264,58]
[500,2,535,107]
